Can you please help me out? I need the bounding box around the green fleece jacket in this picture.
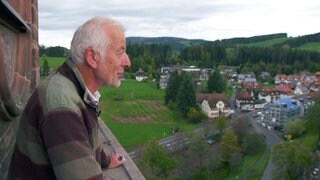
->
[9,58,109,180]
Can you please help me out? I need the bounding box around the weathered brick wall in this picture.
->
[0,0,39,178]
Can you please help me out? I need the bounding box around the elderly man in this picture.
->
[9,17,131,179]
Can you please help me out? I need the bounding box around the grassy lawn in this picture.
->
[99,80,196,151]
[297,42,320,53]
[244,37,288,47]
[39,56,66,70]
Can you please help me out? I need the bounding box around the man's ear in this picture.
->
[84,48,98,68]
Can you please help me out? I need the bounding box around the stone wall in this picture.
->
[0,0,39,178]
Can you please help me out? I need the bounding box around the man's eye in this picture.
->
[118,49,125,55]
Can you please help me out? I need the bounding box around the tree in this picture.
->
[164,71,181,105]
[39,44,46,56]
[140,140,178,178]
[187,107,207,123]
[130,56,147,73]
[283,119,305,139]
[305,95,320,136]
[242,133,266,155]
[220,130,241,161]
[192,167,212,180]
[188,133,210,167]
[214,116,228,135]
[45,46,67,57]
[41,54,50,76]
[176,73,196,116]
[272,140,313,179]
[231,117,249,143]
[207,70,226,93]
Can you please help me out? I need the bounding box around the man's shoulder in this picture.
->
[43,73,83,112]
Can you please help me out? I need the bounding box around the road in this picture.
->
[238,110,283,180]
[229,87,283,179]
[249,114,283,180]
[128,132,191,160]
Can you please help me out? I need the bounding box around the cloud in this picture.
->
[38,0,320,48]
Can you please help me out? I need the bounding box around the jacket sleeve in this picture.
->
[100,149,110,169]
[41,110,104,180]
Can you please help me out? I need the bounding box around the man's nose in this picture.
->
[122,53,131,68]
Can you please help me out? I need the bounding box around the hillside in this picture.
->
[40,32,320,57]
[127,36,209,51]
[243,33,320,52]
[126,32,320,52]
[220,33,288,45]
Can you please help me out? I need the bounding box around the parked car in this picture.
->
[206,138,216,145]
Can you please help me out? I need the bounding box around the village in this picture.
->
[135,66,320,133]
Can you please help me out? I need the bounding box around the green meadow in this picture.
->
[297,42,320,53]
[99,80,195,151]
[39,56,66,69]
[243,37,288,47]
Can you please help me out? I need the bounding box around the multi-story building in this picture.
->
[263,98,301,128]
[159,73,169,89]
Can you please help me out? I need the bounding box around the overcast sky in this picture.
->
[39,0,320,48]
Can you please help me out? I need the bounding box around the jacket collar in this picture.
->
[65,58,98,108]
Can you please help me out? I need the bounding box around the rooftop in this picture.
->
[274,98,299,110]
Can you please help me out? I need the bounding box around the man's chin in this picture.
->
[112,81,121,88]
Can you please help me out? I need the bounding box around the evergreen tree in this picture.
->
[39,44,46,56]
[164,71,181,105]
[176,73,196,116]
[42,54,50,76]
[207,70,226,93]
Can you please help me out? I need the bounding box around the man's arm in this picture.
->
[41,110,103,179]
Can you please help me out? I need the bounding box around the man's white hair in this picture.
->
[69,17,125,64]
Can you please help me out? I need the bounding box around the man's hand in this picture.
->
[107,153,126,169]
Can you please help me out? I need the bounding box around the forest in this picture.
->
[39,32,320,77]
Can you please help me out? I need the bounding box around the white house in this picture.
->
[196,93,234,119]
[135,68,148,82]
[294,86,309,95]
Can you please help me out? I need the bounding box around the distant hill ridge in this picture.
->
[219,33,287,45]
[127,36,209,51]
[126,32,320,51]
[40,32,320,55]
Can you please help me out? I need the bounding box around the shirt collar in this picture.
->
[86,88,101,105]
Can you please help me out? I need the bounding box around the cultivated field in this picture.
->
[99,80,196,151]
